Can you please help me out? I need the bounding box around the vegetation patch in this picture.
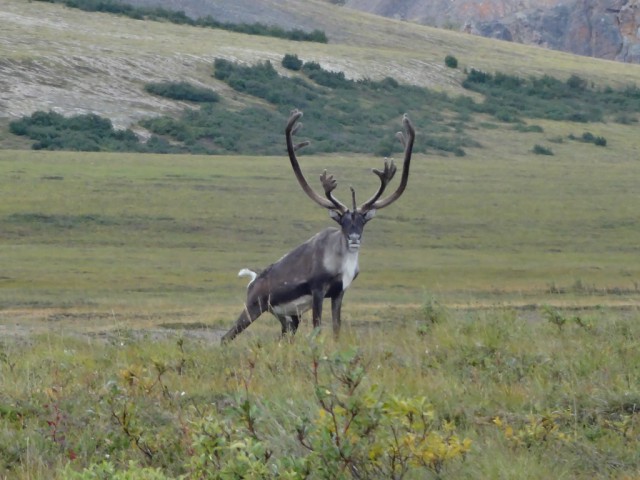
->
[532,144,553,155]
[144,82,220,103]
[0,305,637,479]
[140,57,476,156]
[463,69,640,123]
[34,0,328,43]
[10,57,639,155]
[9,111,151,152]
[569,131,607,147]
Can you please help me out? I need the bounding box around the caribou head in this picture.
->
[221,109,415,344]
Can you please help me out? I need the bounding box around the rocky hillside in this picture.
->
[344,0,640,63]
[122,0,640,63]
[126,0,640,63]
[3,0,640,134]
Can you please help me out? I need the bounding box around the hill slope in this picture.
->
[1,0,640,131]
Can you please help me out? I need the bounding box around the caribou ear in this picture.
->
[328,210,342,223]
[364,209,376,223]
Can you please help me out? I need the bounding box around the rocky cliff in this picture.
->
[344,0,640,63]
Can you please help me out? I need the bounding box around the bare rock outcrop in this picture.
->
[344,0,640,63]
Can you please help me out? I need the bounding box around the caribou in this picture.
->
[220,109,415,344]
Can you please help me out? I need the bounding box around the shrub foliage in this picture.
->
[9,111,144,152]
[9,56,639,155]
[2,306,639,479]
[144,82,220,103]
[463,68,640,123]
[139,57,474,155]
[34,0,328,43]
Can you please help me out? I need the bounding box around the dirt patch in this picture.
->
[0,307,228,344]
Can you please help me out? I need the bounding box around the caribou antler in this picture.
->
[286,109,347,212]
[361,114,415,212]
[320,170,348,213]
[286,109,414,214]
[357,158,397,212]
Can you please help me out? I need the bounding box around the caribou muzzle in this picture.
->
[347,234,361,250]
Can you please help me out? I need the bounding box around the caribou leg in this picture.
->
[278,314,301,339]
[331,291,345,339]
[221,300,266,344]
[311,290,324,329]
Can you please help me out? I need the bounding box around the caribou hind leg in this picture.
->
[221,300,266,344]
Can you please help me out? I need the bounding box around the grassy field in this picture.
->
[1,119,640,477]
[2,114,640,315]
[0,299,638,478]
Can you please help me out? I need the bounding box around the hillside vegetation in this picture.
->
[9,60,640,154]
[2,0,640,132]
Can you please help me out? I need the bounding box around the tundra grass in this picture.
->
[0,305,638,478]
[1,123,640,477]
[2,115,640,316]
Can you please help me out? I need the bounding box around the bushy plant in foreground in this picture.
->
[56,341,470,479]
[3,306,638,479]
[187,345,471,479]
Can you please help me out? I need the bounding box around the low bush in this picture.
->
[144,81,220,103]
[444,55,458,69]
[282,53,303,71]
[462,68,640,124]
[33,0,328,43]
[568,132,608,147]
[532,144,553,155]
[9,111,144,152]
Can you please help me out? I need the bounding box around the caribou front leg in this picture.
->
[311,289,324,329]
[331,290,345,339]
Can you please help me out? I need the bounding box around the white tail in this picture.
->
[238,268,258,287]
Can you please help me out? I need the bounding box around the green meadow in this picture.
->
[2,115,640,317]
[1,119,639,477]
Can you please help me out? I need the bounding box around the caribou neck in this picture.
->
[319,227,360,290]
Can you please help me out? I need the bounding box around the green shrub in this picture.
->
[9,111,144,152]
[594,136,607,146]
[282,53,303,71]
[462,69,639,123]
[144,81,220,103]
[566,74,587,91]
[444,55,458,68]
[33,0,328,43]
[186,346,471,479]
[532,144,553,155]
[513,124,544,133]
[568,132,608,147]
